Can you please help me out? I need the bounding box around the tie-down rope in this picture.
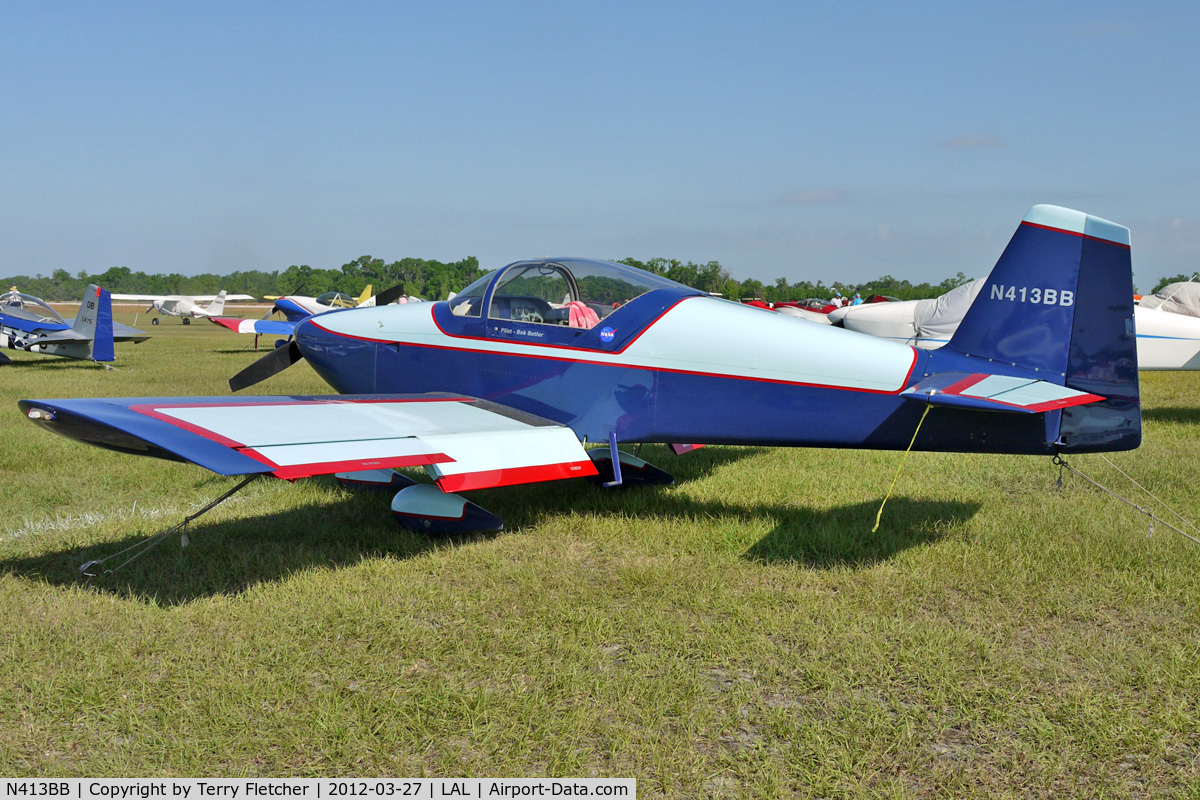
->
[1054,454,1200,546]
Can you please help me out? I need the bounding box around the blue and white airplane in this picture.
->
[1,285,120,364]
[208,285,414,347]
[20,206,1140,534]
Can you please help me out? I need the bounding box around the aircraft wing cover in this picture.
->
[18,394,598,488]
[913,278,987,341]
[900,373,1104,413]
[1139,282,1200,317]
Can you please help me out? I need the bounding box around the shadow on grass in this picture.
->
[474,445,979,568]
[0,446,764,605]
[741,497,977,568]
[0,494,464,606]
[1,358,112,371]
[0,445,974,604]
[1142,406,1200,425]
[493,480,977,570]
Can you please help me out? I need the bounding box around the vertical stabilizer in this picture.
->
[205,290,227,316]
[947,205,1139,452]
[73,284,115,362]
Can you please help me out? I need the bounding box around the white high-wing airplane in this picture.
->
[110,290,256,325]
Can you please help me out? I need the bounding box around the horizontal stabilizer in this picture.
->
[19,394,598,488]
[900,373,1104,414]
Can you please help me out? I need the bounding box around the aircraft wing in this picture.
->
[110,294,255,302]
[23,327,90,342]
[110,294,167,302]
[63,318,150,343]
[900,373,1104,413]
[209,317,297,336]
[18,394,598,490]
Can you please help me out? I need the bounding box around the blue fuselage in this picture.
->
[294,297,1073,455]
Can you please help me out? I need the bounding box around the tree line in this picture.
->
[1,256,972,304]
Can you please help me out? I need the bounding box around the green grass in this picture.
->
[2,309,1199,796]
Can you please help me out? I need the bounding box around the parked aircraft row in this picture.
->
[0,284,406,364]
[21,205,1146,538]
[829,276,1200,371]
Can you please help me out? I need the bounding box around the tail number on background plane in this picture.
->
[990,285,1074,306]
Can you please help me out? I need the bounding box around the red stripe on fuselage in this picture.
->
[309,307,921,396]
[430,296,694,356]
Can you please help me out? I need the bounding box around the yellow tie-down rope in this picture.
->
[872,404,932,533]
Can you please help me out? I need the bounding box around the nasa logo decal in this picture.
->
[599,326,615,343]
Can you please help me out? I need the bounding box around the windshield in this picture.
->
[448,270,499,318]
[485,258,693,329]
[315,291,356,309]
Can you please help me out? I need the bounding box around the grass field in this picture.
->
[2,308,1199,797]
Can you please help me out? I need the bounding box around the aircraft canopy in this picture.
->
[449,258,693,325]
[0,292,67,326]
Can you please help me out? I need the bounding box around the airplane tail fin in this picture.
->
[73,284,115,362]
[355,285,373,307]
[205,290,227,315]
[946,205,1139,452]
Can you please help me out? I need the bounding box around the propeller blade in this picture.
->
[374,284,406,306]
[229,340,303,392]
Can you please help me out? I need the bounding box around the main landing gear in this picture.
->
[335,444,675,535]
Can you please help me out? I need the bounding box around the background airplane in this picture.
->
[268,285,375,322]
[835,275,1200,370]
[209,285,413,346]
[22,205,1139,536]
[1,284,121,364]
[111,290,255,324]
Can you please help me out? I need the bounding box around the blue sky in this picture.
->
[2,1,1197,290]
